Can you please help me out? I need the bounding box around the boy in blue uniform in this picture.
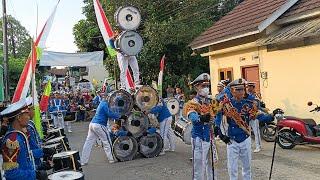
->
[183,73,216,180]
[148,98,176,155]
[0,99,37,180]
[215,78,273,180]
[81,100,121,165]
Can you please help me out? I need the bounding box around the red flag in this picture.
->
[40,80,51,112]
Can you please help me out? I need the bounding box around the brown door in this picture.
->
[242,65,260,94]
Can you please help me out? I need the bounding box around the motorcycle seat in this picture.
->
[284,116,316,126]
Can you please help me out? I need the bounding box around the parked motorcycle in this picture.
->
[276,102,320,149]
[260,121,277,142]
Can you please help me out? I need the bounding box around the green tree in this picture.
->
[0,15,32,58]
[73,0,241,95]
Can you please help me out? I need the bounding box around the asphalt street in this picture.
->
[67,121,320,180]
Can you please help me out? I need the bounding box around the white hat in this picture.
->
[26,96,33,106]
[0,98,28,119]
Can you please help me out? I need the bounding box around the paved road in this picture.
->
[67,121,320,180]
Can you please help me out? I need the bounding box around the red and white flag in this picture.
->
[158,55,165,97]
[12,1,60,103]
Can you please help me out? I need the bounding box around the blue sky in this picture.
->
[1,0,85,52]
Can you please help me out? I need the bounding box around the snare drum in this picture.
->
[174,118,192,145]
[53,151,82,172]
[48,171,84,180]
[43,143,63,153]
[114,30,143,56]
[45,136,70,151]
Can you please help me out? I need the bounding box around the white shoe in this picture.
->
[159,151,165,156]
[68,130,72,133]
[81,162,87,166]
[254,148,261,153]
[109,160,115,164]
[169,149,175,152]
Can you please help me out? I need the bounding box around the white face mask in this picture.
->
[199,87,210,97]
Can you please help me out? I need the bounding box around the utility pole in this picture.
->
[2,0,9,101]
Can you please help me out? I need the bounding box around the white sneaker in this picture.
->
[253,148,261,153]
[159,151,165,156]
[68,130,72,133]
[109,160,116,164]
[81,162,87,166]
[169,149,175,152]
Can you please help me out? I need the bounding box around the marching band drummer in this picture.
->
[25,97,54,171]
[49,92,66,130]
[215,78,274,180]
[183,73,216,180]
[110,29,141,90]
[147,98,176,155]
[81,98,121,165]
[0,98,44,180]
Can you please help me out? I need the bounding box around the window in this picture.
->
[218,68,234,81]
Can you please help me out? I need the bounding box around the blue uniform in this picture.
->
[216,86,232,102]
[92,95,102,108]
[1,130,36,180]
[27,121,43,167]
[91,100,120,126]
[215,98,272,143]
[150,100,171,123]
[187,96,213,142]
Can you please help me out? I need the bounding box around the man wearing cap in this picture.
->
[81,99,121,165]
[246,82,262,153]
[0,99,37,180]
[183,73,217,180]
[215,78,273,180]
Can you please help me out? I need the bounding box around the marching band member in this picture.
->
[246,81,262,153]
[148,98,176,154]
[215,78,273,180]
[81,99,121,165]
[110,29,140,90]
[49,92,66,129]
[174,86,185,121]
[0,99,37,180]
[183,73,217,180]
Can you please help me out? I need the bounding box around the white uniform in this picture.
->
[160,116,176,151]
[192,137,213,180]
[117,52,140,89]
[81,123,114,164]
[249,119,261,150]
[52,99,65,129]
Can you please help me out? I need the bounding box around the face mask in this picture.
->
[199,87,210,97]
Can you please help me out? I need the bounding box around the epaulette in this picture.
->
[2,132,20,170]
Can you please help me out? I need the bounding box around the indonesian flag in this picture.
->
[93,0,135,90]
[12,1,59,103]
[158,55,165,97]
[40,80,51,112]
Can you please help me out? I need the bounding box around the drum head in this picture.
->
[107,90,133,116]
[166,98,180,115]
[48,171,83,180]
[115,6,141,30]
[45,136,65,144]
[123,111,149,138]
[135,85,158,111]
[113,136,138,162]
[139,132,163,158]
[43,143,60,149]
[53,151,78,159]
[116,31,143,56]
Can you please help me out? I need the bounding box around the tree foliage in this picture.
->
[73,0,241,94]
[0,15,31,59]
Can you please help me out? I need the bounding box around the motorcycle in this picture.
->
[260,121,277,142]
[276,102,320,149]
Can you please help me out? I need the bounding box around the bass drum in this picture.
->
[138,132,163,158]
[114,6,141,30]
[174,118,192,145]
[135,85,159,111]
[114,31,143,56]
[107,89,133,116]
[166,98,180,115]
[48,171,84,180]
[123,111,149,138]
[112,136,138,162]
